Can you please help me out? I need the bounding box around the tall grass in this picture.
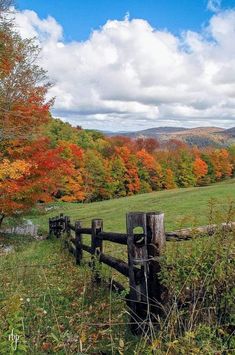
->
[0,198,234,353]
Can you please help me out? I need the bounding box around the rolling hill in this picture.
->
[106,126,235,147]
[224,126,235,137]
[29,178,235,234]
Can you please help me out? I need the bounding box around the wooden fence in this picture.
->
[48,212,234,334]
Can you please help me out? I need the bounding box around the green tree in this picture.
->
[110,156,127,197]
[45,118,81,147]
[176,151,196,187]
[83,150,112,201]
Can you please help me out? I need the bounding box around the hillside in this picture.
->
[29,178,235,234]
[107,126,235,147]
[224,126,235,137]
[120,126,188,137]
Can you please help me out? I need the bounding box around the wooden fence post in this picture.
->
[55,216,59,238]
[75,221,83,265]
[52,217,56,236]
[146,212,166,315]
[65,216,71,238]
[63,216,71,249]
[126,212,149,334]
[57,213,64,238]
[91,219,103,282]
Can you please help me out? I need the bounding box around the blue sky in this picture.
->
[14,1,235,130]
[17,0,235,41]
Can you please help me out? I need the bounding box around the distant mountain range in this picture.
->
[104,126,235,148]
[224,127,235,137]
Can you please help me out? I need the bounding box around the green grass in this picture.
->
[0,179,234,353]
[28,178,235,234]
[0,238,130,353]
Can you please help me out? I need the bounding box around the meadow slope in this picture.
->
[30,178,235,234]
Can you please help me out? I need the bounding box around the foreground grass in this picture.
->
[1,229,234,354]
[0,230,234,354]
[28,179,235,234]
[0,238,136,353]
[0,180,234,353]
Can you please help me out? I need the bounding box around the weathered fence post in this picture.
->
[54,216,59,238]
[57,213,64,238]
[146,212,166,315]
[63,216,71,249]
[65,216,71,238]
[52,217,56,237]
[91,219,103,282]
[126,212,149,334]
[75,221,83,265]
[126,211,166,333]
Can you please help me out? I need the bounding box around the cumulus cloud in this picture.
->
[207,0,222,13]
[12,7,235,130]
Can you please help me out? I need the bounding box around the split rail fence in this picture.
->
[48,212,234,334]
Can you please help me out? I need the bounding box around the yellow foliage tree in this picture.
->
[0,159,31,180]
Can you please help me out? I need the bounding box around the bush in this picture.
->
[156,201,235,353]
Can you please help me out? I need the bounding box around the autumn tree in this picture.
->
[135,137,159,153]
[0,139,73,225]
[55,140,84,202]
[176,150,196,187]
[45,118,81,147]
[136,149,162,191]
[207,149,233,181]
[109,156,126,197]
[0,36,51,145]
[193,157,208,185]
[0,5,70,226]
[115,146,140,195]
[162,168,177,189]
[82,150,113,201]
[200,153,216,183]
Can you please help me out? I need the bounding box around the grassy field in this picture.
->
[29,178,235,234]
[0,238,128,353]
[0,179,234,353]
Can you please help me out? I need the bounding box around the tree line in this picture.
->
[45,118,234,204]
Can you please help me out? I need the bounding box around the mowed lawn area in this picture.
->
[29,178,235,234]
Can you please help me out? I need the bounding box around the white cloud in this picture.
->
[11,8,235,130]
[207,0,221,13]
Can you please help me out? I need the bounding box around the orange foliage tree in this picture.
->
[0,139,73,225]
[115,146,140,195]
[56,141,85,202]
[209,149,233,180]
[0,13,71,225]
[162,168,177,189]
[193,157,208,185]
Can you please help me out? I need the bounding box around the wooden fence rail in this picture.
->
[48,212,234,334]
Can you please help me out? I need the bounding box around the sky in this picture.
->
[14,0,235,131]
